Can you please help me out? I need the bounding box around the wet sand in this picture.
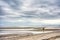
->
[0,30,60,40]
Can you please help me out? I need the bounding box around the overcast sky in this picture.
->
[0,0,60,27]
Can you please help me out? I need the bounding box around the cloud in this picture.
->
[0,0,60,27]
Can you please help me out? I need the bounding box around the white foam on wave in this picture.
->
[0,30,53,35]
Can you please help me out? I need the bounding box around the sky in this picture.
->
[0,0,60,27]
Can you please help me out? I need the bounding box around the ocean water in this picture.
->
[0,29,53,35]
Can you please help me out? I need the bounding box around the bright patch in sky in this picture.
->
[0,0,60,27]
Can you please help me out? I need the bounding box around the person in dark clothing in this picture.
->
[42,27,45,32]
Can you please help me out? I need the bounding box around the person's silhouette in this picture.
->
[42,27,45,32]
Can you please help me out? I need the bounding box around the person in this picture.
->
[42,27,45,32]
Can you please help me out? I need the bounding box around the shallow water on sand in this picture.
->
[0,29,53,35]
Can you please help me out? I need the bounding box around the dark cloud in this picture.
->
[39,13,60,19]
[18,10,60,19]
[2,0,22,10]
[0,7,6,16]
[55,0,60,7]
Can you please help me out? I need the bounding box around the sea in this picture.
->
[0,29,53,35]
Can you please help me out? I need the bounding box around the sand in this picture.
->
[0,30,60,40]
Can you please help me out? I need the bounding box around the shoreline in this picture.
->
[0,30,60,40]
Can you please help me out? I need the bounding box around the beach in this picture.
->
[0,30,60,40]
